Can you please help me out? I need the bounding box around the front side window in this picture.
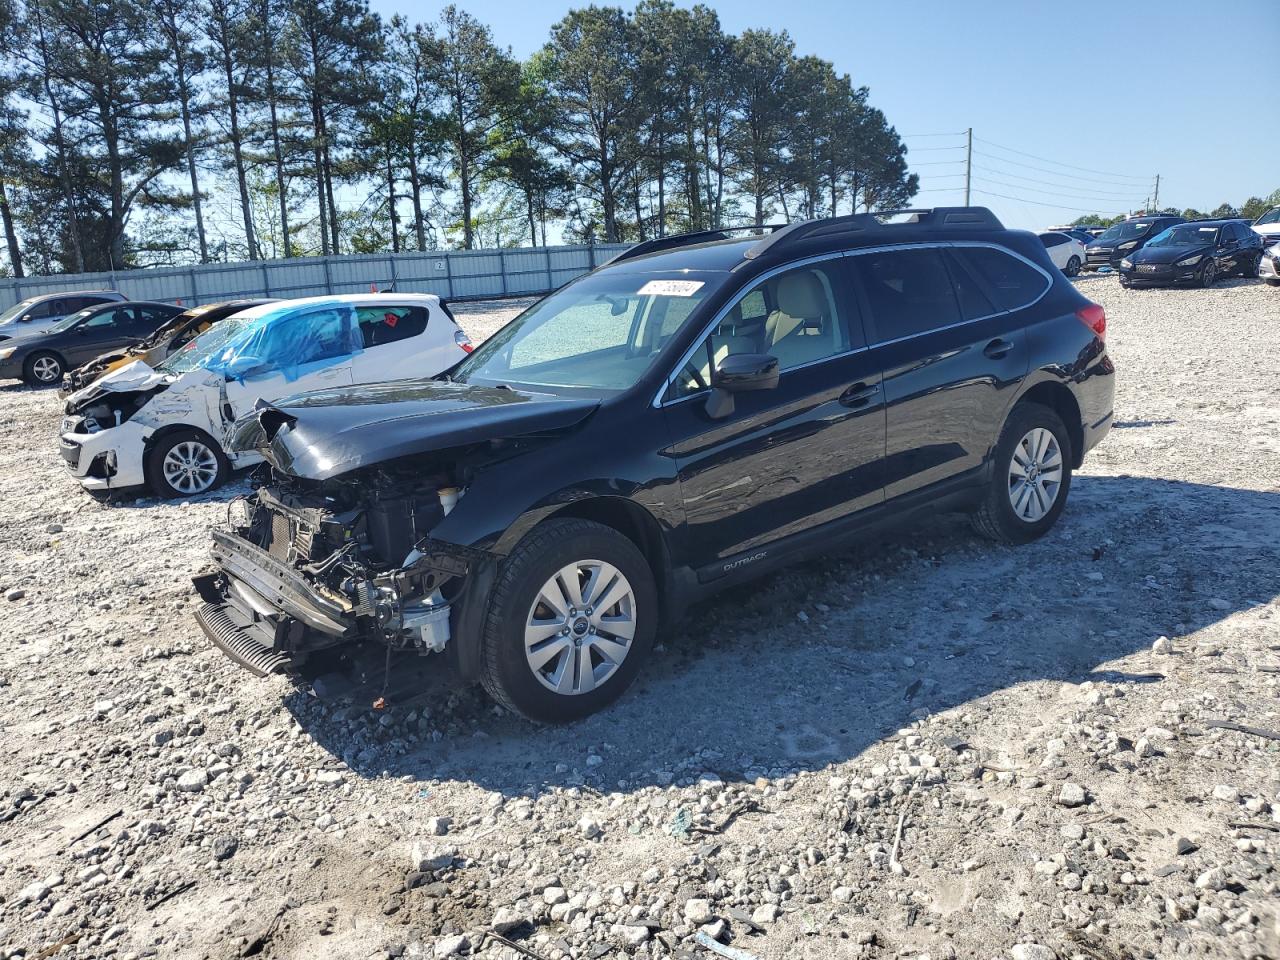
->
[454,270,722,393]
[855,248,961,341]
[82,306,133,329]
[953,247,1049,312]
[669,261,853,399]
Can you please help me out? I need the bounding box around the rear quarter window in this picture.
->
[953,247,1049,312]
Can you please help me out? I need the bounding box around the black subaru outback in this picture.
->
[194,208,1115,722]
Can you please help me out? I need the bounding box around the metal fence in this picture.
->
[0,242,632,311]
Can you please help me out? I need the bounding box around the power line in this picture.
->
[911,159,968,167]
[972,151,1153,189]
[907,145,968,152]
[971,163,1148,198]
[970,188,1130,213]
[975,137,1152,182]
[901,131,968,138]
[972,176,1147,205]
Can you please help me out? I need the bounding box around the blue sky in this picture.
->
[369,0,1280,232]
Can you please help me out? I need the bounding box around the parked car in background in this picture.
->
[1252,207,1280,246]
[1046,226,1097,247]
[0,291,127,341]
[1038,232,1087,276]
[1084,214,1185,271]
[61,298,276,396]
[0,301,184,386]
[60,294,472,498]
[1258,242,1280,287]
[1117,220,1264,288]
[191,207,1114,722]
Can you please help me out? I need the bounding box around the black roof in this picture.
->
[604,207,1011,273]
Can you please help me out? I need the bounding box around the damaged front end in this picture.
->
[192,459,493,676]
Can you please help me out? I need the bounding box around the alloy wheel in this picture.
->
[162,440,219,495]
[31,356,60,382]
[1008,427,1063,523]
[1201,261,1216,287]
[524,559,637,696]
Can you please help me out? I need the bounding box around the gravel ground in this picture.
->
[0,280,1277,960]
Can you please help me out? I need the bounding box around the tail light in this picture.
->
[1076,303,1106,341]
[454,330,474,353]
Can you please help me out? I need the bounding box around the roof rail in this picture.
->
[607,225,787,265]
[744,207,1005,260]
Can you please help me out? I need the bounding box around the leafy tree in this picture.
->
[427,5,519,249]
[728,28,793,226]
[542,6,636,242]
[0,0,26,275]
[203,0,261,259]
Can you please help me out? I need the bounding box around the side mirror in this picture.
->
[224,355,266,381]
[705,353,779,419]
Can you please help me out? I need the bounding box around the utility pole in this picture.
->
[964,127,972,206]
[1152,174,1160,212]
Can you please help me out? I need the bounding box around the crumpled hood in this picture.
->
[1130,244,1210,265]
[234,379,600,480]
[65,359,171,412]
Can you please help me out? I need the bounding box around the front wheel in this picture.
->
[1065,255,1081,277]
[144,429,229,498]
[972,402,1073,545]
[1267,279,1280,288]
[1199,260,1217,288]
[479,518,657,723]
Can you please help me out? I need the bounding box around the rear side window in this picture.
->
[953,247,1049,312]
[944,251,998,321]
[1040,233,1068,248]
[853,248,961,341]
[356,306,429,348]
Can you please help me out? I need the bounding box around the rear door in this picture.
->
[855,243,1038,501]
[349,304,445,383]
[660,256,886,577]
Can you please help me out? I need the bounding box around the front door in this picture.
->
[65,305,147,365]
[660,258,886,578]
[222,305,356,419]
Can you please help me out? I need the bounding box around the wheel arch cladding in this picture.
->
[548,497,671,608]
[1015,381,1083,468]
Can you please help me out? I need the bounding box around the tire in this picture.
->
[144,429,229,498]
[23,351,64,387]
[1199,260,1217,288]
[1240,253,1260,278]
[479,517,657,723]
[1065,255,1081,277]
[972,402,1073,545]
[1267,279,1280,288]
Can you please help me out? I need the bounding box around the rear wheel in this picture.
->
[480,518,656,723]
[1240,252,1261,278]
[1065,255,1081,277]
[23,351,63,386]
[144,429,228,498]
[1267,279,1280,288]
[1199,260,1217,288]
[972,402,1073,545]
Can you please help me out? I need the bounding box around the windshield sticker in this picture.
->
[637,279,705,297]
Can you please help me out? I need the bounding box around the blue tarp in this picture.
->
[188,301,363,382]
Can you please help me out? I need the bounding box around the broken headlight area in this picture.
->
[198,458,487,675]
[63,387,165,433]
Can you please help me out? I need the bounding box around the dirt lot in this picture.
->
[0,280,1277,960]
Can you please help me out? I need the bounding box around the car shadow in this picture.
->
[285,475,1280,797]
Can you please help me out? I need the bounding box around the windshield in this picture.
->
[1148,225,1219,247]
[47,308,98,334]
[159,315,256,375]
[1255,208,1280,226]
[0,298,39,326]
[1097,221,1156,243]
[452,270,721,393]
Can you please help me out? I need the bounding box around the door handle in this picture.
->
[983,338,1014,359]
[838,382,880,408]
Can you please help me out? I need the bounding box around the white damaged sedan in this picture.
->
[60,294,473,497]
